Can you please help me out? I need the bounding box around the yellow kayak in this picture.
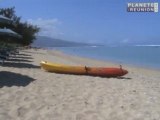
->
[40,61,86,74]
[40,61,128,77]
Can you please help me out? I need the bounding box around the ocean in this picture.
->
[49,45,160,70]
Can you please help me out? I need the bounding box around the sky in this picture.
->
[0,0,160,45]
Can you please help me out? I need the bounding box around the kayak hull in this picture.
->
[40,61,86,74]
[40,61,128,77]
[85,67,128,77]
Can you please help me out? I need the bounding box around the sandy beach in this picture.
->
[0,48,160,120]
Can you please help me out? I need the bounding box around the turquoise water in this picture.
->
[51,46,160,69]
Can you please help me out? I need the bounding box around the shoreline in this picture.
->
[46,48,160,75]
[46,47,160,72]
[0,48,160,119]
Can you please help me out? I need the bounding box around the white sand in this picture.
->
[0,48,160,120]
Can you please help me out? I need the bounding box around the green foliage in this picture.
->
[0,7,40,45]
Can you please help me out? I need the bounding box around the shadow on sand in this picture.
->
[16,53,32,56]
[2,62,40,68]
[0,71,35,87]
[7,58,33,62]
[117,77,132,80]
[12,56,33,59]
[47,71,131,79]
[0,51,40,68]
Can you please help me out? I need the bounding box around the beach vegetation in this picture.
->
[0,7,40,46]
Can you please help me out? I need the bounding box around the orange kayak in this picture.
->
[85,67,128,77]
[40,61,128,77]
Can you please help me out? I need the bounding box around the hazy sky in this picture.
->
[0,0,160,45]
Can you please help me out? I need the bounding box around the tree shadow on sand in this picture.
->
[0,71,35,87]
[7,58,33,62]
[2,62,40,69]
[13,56,33,59]
[16,53,32,56]
[0,52,40,68]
